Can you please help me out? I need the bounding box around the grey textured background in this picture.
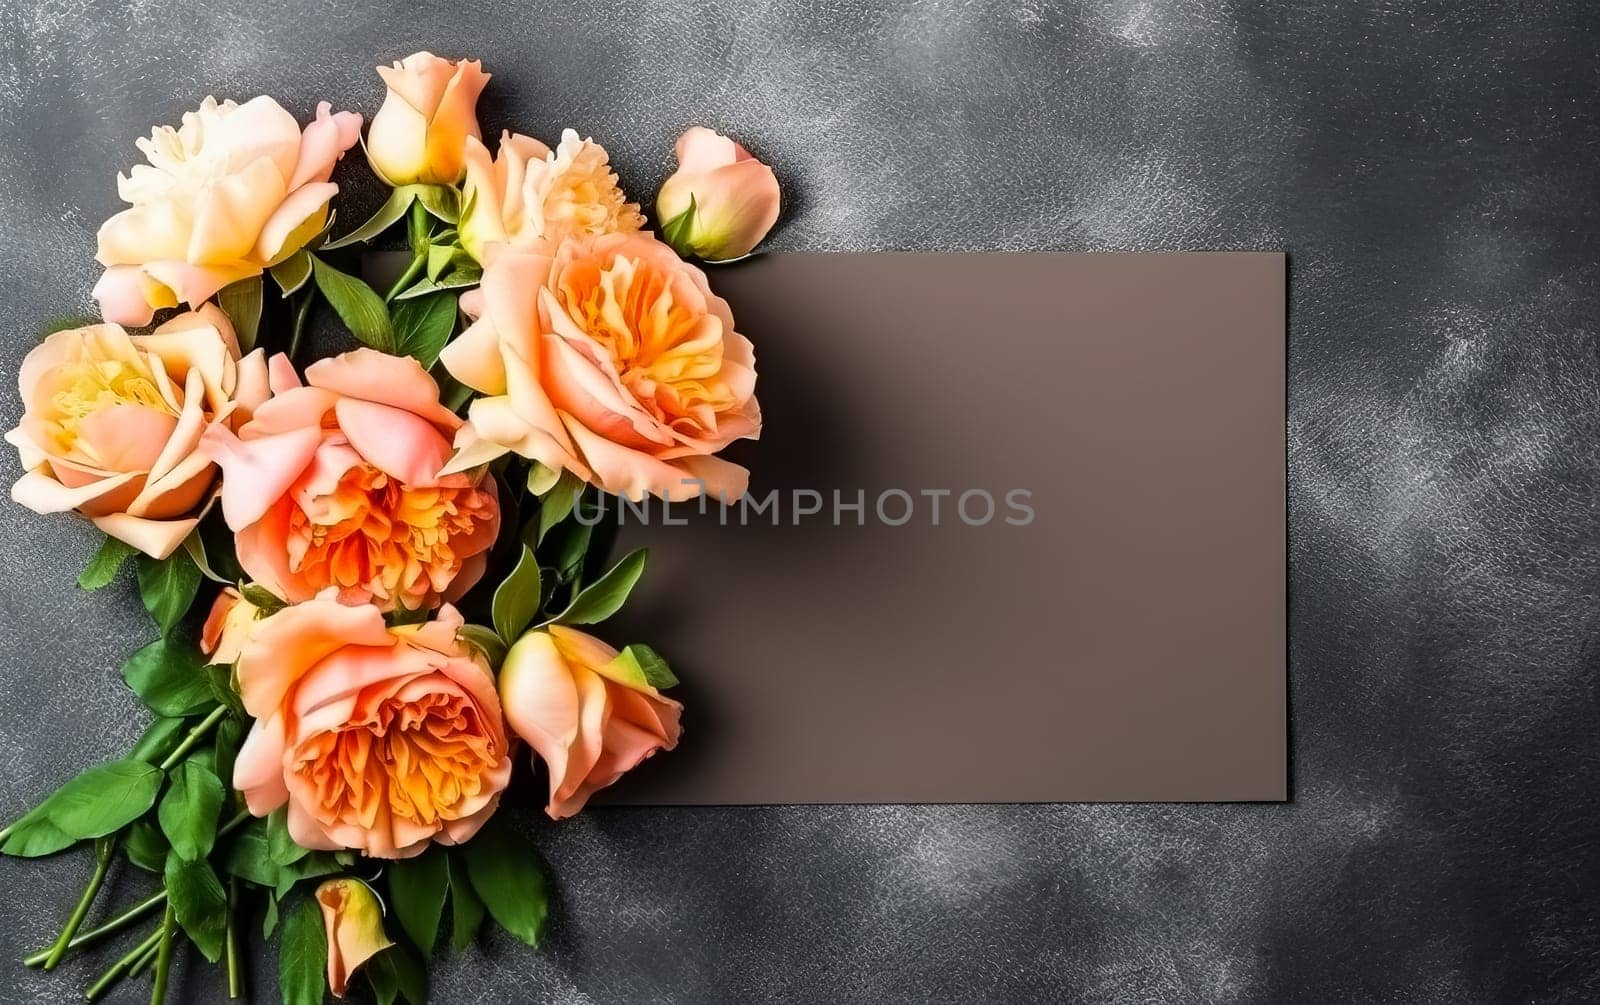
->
[2,1,1598,1002]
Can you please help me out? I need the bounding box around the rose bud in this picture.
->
[499,627,682,819]
[655,126,780,261]
[93,97,361,326]
[5,306,268,558]
[367,51,490,185]
[200,587,262,666]
[315,878,394,997]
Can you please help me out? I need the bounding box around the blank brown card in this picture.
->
[602,252,1285,804]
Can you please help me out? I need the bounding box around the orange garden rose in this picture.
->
[439,232,760,500]
[200,348,499,612]
[233,597,512,858]
[499,626,683,819]
[93,97,361,326]
[5,306,267,558]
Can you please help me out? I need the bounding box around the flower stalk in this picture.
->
[41,837,116,970]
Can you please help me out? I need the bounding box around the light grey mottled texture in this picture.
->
[1,1,1597,1002]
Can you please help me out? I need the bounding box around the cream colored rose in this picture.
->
[93,97,361,326]
[367,52,490,185]
[459,129,645,262]
[657,126,781,261]
[5,306,268,558]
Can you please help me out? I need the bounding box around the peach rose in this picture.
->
[657,126,781,261]
[233,597,512,858]
[459,129,645,262]
[367,52,490,185]
[200,348,499,613]
[5,306,267,558]
[315,878,393,996]
[200,587,261,665]
[94,97,361,326]
[439,232,760,500]
[499,626,683,819]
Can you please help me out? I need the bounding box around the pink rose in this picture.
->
[200,348,499,612]
[5,306,267,558]
[94,97,361,326]
[656,126,780,261]
[233,597,512,858]
[367,52,490,185]
[499,626,683,819]
[440,232,760,500]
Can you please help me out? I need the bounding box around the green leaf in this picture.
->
[123,638,215,717]
[412,184,460,224]
[204,664,247,718]
[269,249,314,295]
[525,461,560,496]
[166,853,228,962]
[312,256,394,352]
[447,852,485,950]
[136,550,202,635]
[78,536,137,590]
[367,942,428,1005]
[221,821,277,888]
[456,624,507,669]
[275,851,342,899]
[389,848,449,955]
[536,471,584,544]
[462,819,548,947]
[492,545,543,643]
[279,896,328,1005]
[40,759,163,840]
[181,531,230,585]
[268,807,310,867]
[240,583,288,616]
[322,186,416,251]
[0,814,75,857]
[124,819,169,872]
[198,512,246,583]
[660,194,697,255]
[391,264,483,300]
[40,314,100,339]
[607,644,680,690]
[391,290,458,368]
[218,275,264,352]
[158,760,224,861]
[129,716,187,764]
[554,548,648,627]
[214,716,244,790]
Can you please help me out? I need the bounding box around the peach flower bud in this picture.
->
[94,97,361,326]
[233,598,512,857]
[656,126,780,261]
[5,306,269,558]
[200,348,499,613]
[499,626,682,819]
[439,233,760,501]
[459,129,645,262]
[315,878,394,997]
[367,52,490,185]
[200,586,262,665]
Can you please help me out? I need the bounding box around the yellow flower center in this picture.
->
[287,462,497,607]
[43,359,174,455]
[558,253,737,439]
[298,687,497,829]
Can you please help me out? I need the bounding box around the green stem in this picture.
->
[149,903,176,1004]
[288,287,317,361]
[126,936,161,978]
[26,890,165,967]
[159,707,227,771]
[83,926,161,1002]
[41,838,116,970]
[385,201,432,301]
[224,877,243,999]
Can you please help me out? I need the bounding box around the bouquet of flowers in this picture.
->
[1,51,778,1003]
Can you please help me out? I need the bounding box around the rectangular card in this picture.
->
[603,252,1285,803]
